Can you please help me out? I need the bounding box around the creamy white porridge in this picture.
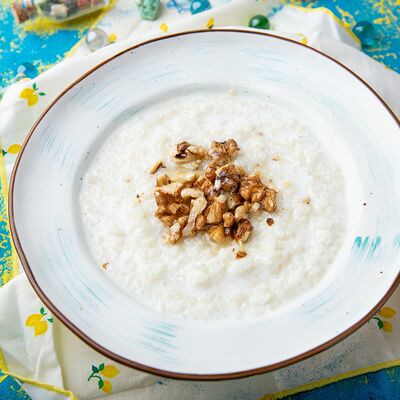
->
[80,92,346,320]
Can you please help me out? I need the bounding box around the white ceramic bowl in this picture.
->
[10,30,400,379]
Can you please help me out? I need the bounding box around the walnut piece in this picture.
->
[194,177,218,200]
[235,219,253,243]
[215,164,243,192]
[208,224,225,244]
[167,216,188,244]
[227,193,242,210]
[204,200,227,224]
[239,175,277,212]
[210,139,239,164]
[236,250,247,259]
[182,196,207,237]
[234,203,249,222]
[149,160,165,174]
[261,188,277,212]
[156,174,170,187]
[223,212,234,227]
[173,141,209,164]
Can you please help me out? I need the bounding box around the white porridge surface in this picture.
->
[80,92,346,320]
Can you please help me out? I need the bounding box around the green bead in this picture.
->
[138,0,161,21]
[248,15,270,30]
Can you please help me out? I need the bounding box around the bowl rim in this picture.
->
[8,28,400,381]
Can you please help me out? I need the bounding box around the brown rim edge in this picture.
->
[8,29,400,381]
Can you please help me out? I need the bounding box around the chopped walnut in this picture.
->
[240,175,277,212]
[167,216,188,244]
[195,214,206,231]
[194,177,217,199]
[173,141,209,164]
[223,212,234,227]
[210,139,239,164]
[235,219,253,243]
[156,174,170,187]
[303,197,311,205]
[266,217,274,226]
[208,224,225,244]
[249,202,261,213]
[149,160,165,174]
[152,139,278,247]
[272,154,281,161]
[204,200,227,224]
[215,164,243,192]
[181,188,204,199]
[182,196,207,237]
[101,262,109,270]
[169,170,198,184]
[205,161,218,182]
[239,175,265,202]
[236,250,247,259]
[234,203,249,222]
[261,188,277,212]
[159,215,176,227]
[227,193,242,210]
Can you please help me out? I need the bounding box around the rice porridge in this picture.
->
[80,92,346,320]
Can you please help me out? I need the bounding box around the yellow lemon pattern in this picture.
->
[206,17,215,29]
[372,307,396,333]
[19,82,45,107]
[107,33,117,43]
[25,307,54,336]
[2,144,22,157]
[160,23,168,33]
[88,363,120,393]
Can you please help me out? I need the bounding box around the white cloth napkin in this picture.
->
[1,1,399,399]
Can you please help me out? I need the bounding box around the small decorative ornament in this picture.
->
[166,0,190,14]
[137,0,161,21]
[190,0,210,15]
[248,15,270,30]
[352,21,379,48]
[12,0,109,23]
[16,62,38,79]
[50,3,68,18]
[85,28,108,52]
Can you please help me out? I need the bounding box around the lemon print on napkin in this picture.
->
[25,307,54,336]
[88,363,120,393]
[372,307,397,332]
[20,82,46,107]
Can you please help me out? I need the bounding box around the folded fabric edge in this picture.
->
[0,143,19,284]
[259,359,400,400]
[0,370,77,400]
[285,4,361,47]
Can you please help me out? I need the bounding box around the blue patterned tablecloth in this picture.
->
[0,0,399,90]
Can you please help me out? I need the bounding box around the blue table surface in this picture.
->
[0,0,399,90]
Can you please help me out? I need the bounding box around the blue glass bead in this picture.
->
[16,62,38,79]
[352,21,378,48]
[248,15,270,30]
[167,0,190,13]
[190,0,210,15]
[85,28,108,52]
